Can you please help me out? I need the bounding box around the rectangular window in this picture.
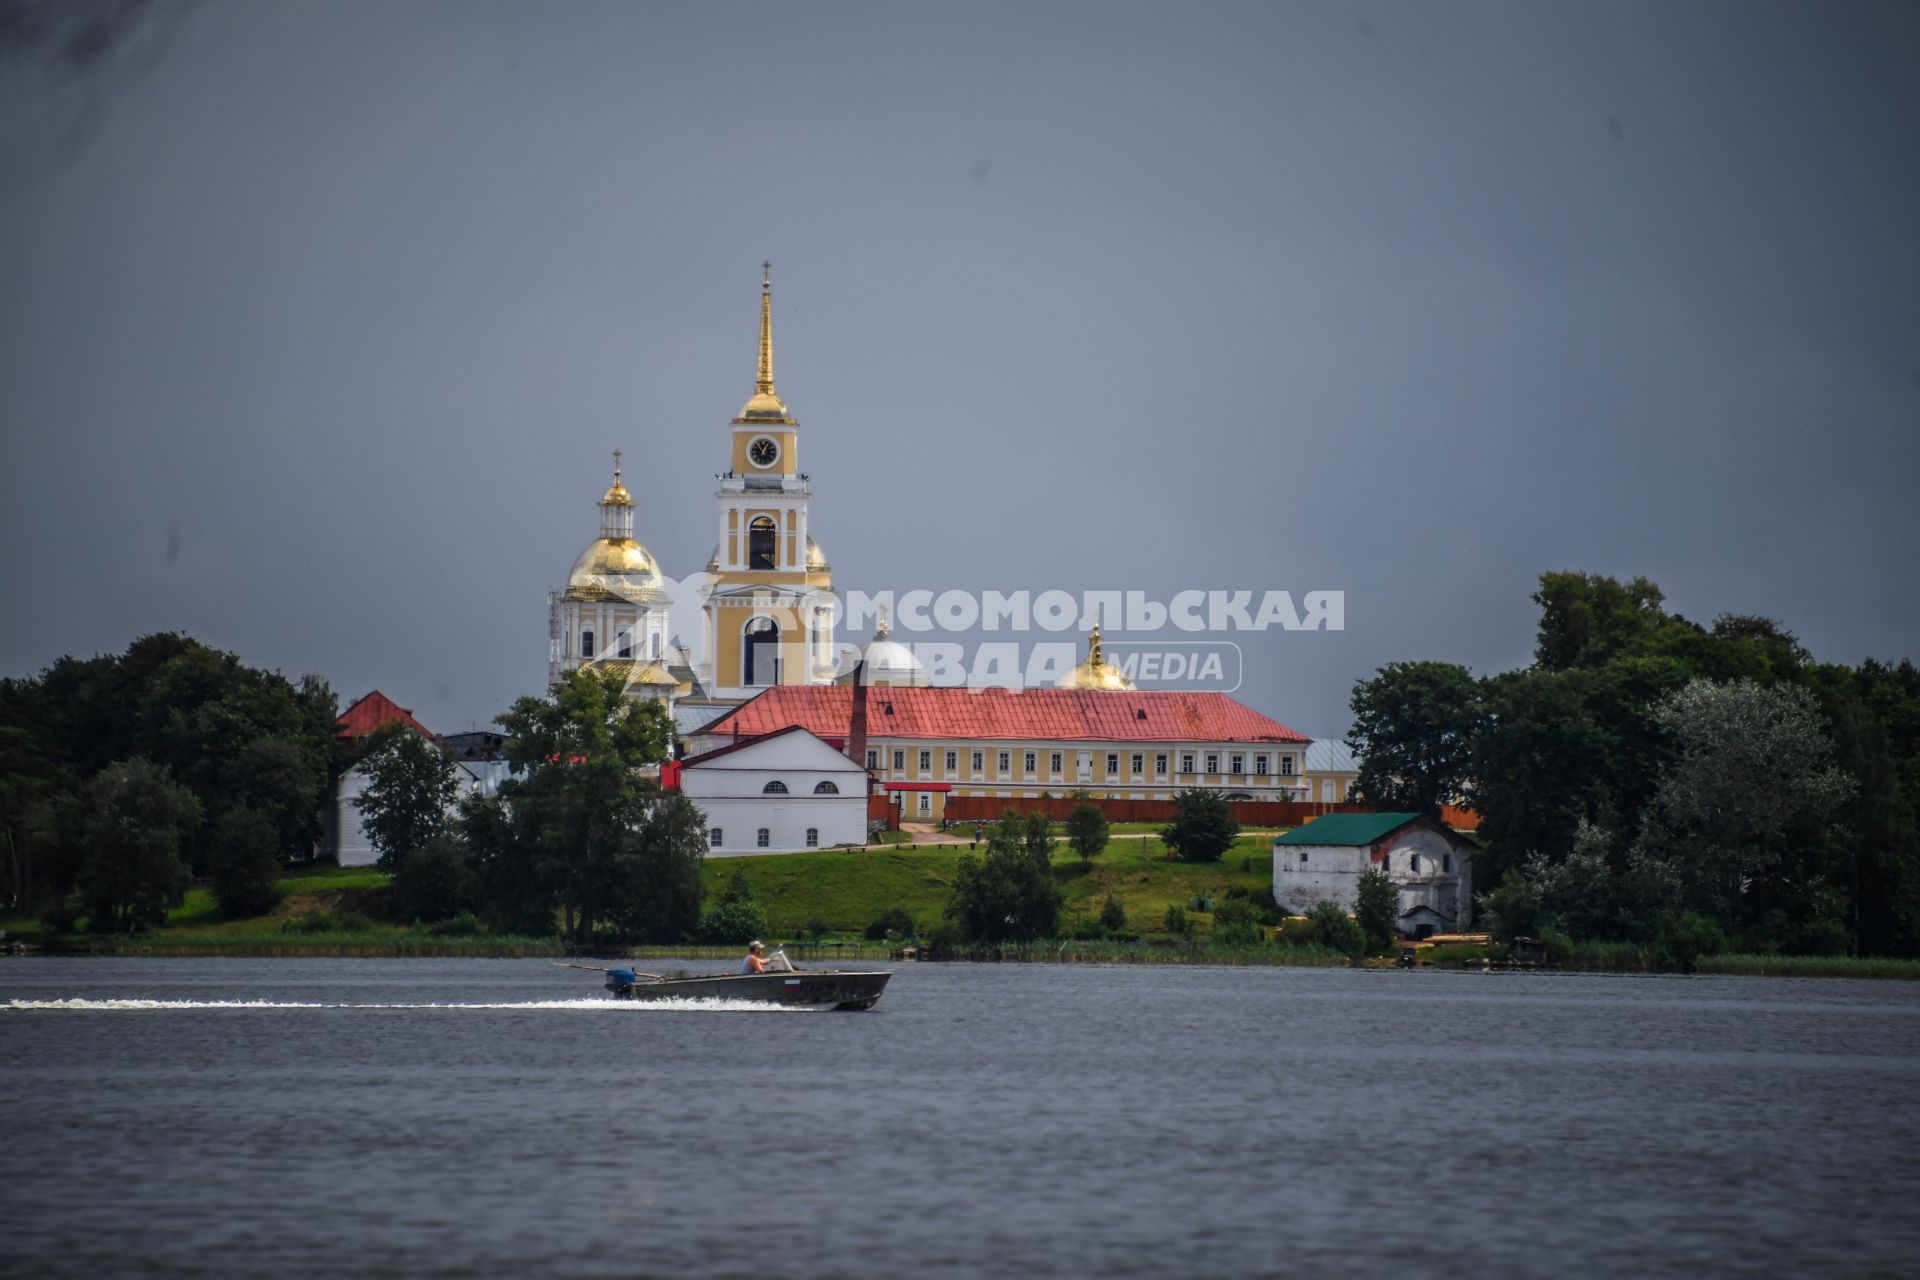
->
[1106,753,1119,774]
[1254,755,1269,777]
[972,750,984,772]
[893,750,905,771]
[998,751,1010,773]
[619,630,632,659]
[1024,751,1036,773]
[918,794,931,815]
[1230,754,1244,775]
[1155,753,1167,775]
[1181,753,1194,774]
[1050,752,1062,773]
[865,749,878,771]
[710,828,722,847]
[946,750,957,772]
[652,632,662,659]
[1280,756,1295,776]
[757,828,770,848]
[1299,850,1308,864]
[1205,753,1219,774]
[806,828,818,848]
[581,630,595,658]
[919,750,931,772]
[1443,854,1452,873]
[1131,753,1143,774]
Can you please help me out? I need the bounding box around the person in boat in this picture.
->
[740,940,767,974]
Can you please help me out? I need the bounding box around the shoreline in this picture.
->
[7,940,1918,980]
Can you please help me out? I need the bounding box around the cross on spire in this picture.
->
[612,447,623,482]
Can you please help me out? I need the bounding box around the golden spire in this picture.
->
[757,261,775,396]
[1089,624,1104,667]
[735,261,794,424]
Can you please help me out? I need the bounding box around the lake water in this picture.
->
[3,958,1918,1278]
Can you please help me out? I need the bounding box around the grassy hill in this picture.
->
[706,832,1279,936]
[5,833,1283,951]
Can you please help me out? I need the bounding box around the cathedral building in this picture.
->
[546,267,1313,818]
[548,266,835,716]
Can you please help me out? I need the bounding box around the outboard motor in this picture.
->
[604,968,639,998]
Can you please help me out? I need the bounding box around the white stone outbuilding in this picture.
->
[1272,812,1475,938]
[677,725,869,856]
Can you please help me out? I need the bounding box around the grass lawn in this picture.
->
[704,833,1276,937]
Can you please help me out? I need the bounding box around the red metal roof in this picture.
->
[883,781,953,792]
[698,686,1309,745]
[334,690,434,740]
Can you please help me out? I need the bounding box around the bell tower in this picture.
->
[699,264,836,699]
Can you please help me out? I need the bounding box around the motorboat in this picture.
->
[557,957,890,1010]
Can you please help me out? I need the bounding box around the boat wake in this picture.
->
[4,996,802,1013]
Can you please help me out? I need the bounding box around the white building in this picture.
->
[678,725,869,855]
[1272,812,1475,938]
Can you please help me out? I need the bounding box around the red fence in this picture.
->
[940,795,1374,828]
[867,792,897,830]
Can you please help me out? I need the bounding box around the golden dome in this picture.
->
[567,538,669,603]
[600,480,633,506]
[736,390,794,424]
[1057,626,1135,691]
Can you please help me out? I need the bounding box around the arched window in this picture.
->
[709,828,722,847]
[743,616,779,686]
[763,780,789,794]
[813,780,839,794]
[756,828,770,848]
[749,516,777,569]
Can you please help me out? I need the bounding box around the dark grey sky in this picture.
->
[3,0,1916,737]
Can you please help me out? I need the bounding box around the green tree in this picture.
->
[1629,678,1854,933]
[1346,661,1481,815]
[353,723,460,872]
[606,791,707,943]
[1305,900,1364,958]
[946,811,1064,942]
[1353,866,1398,955]
[225,735,328,862]
[391,832,476,924]
[1161,789,1240,863]
[1065,802,1109,867]
[1531,572,1672,673]
[697,865,769,945]
[1023,810,1054,861]
[78,759,202,933]
[459,792,556,936]
[1163,903,1189,936]
[207,804,284,920]
[500,669,673,944]
[1099,894,1127,932]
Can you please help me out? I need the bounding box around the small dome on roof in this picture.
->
[1057,626,1135,691]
